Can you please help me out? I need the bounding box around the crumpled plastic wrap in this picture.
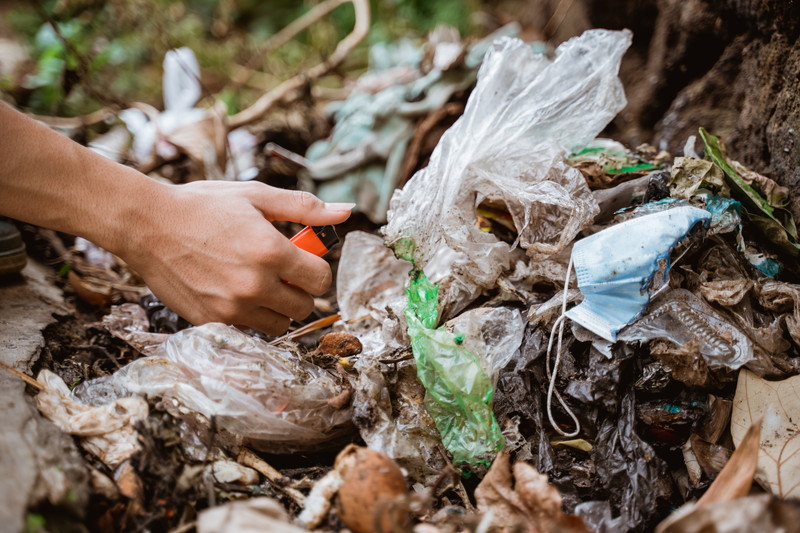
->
[102,303,170,354]
[618,289,755,371]
[36,369,148,467]
[384,29,631,316]
[337,232,447,482]
[74,323,354,453]
[405,270,504,467]
[446,306,525,383]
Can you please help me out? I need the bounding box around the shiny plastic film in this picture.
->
[384,30,631,316]
[74,323,354,453]
[405,270,504,467]
[619,289,755,371]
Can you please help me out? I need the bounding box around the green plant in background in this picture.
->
[7,0,481,116]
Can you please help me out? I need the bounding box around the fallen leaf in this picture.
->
[731,370,800,498]
[698,421,760,505]
[655,494,800,533]
[475,452,590,533]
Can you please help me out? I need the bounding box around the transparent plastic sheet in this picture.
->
[446,306,525,383]
[102,303,169,354]
[336,232,446,481]
[618,289,755,371]
[384,29,631,316]
[74,323,354,453]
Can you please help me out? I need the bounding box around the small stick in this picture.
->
[228,0,370,129]
[270,313,341,345]
[0,361,44,391]
[238,448,306,506]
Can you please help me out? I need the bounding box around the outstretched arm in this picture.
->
[0,103,352,334]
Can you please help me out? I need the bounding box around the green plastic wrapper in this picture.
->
[404,267,504,467]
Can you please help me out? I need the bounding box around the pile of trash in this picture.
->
[29,28,800,533]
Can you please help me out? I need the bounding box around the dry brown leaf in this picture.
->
[731,370,800,499]
[655,494,800,533]
[698,421,760,505]
[475,452,590,533]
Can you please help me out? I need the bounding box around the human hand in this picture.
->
[118,181,352,334]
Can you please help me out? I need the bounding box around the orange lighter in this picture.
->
[289,225,339,257]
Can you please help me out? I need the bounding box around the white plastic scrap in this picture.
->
[120,47,258,180]
[35,369,148,467]
[384,29,632,316]
[198,498,307,533]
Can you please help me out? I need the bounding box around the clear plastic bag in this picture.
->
[384,29,631,315]
[75,323,354,453]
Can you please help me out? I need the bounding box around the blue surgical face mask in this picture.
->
[565,205,711,342]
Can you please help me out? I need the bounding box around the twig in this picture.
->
[228,0,370,129]
[269,313,341,345]
[543,0,579,40]
[238,448,306,506]
[0,361,44,391]
[28,108,115,129]
[229,0,357,93]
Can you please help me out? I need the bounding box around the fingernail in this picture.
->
[325,202,356,211]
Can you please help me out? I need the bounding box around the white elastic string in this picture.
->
[545,256,580,437]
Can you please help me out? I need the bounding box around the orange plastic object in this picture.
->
[290,226,337,257]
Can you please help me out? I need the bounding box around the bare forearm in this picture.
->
[0,102,163,256]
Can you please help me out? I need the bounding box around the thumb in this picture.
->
[254,186,354,225]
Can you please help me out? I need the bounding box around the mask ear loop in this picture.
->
[545,256,580,437]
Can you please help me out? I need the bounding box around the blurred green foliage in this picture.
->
[8,0,481,115]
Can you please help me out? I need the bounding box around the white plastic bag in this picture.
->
[384,30,631,317]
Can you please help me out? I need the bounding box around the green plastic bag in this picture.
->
[404,268,504,467]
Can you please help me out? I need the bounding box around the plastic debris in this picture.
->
[102,303,170,354]
[618,289,755,372]
[337,231,447,481]
[120,47,257,180]
[35,370,148,468]
[385,29,631,318]
[197,497,307,533]
[74,323,354,452]
[404,268,504,467]
[301,25,519,223]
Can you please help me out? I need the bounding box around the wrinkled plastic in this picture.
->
[405,270,504,467]
[74,323,354,453]
[102,303,169,354]
[36,369,148,467]
[446,306,525,382]
[304,26,519,223]
[337,232,446,481]
[587,393,673,532]
[619,289,755,371]
[120,47,257,180]
[385,30,631,316]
